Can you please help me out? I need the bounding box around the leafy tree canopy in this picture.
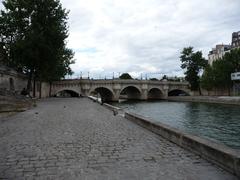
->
[201,48,240,91]
[180,47,207,92]
[201,65,214,90]
[119,73,133,79]
[161,75,168,80]
[150,78,158,81]
[0,0,75,90]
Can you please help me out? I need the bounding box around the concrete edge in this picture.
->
[103,103,121,111]
[87,96,98,102]
[124,112,240,177]
[87,96,120,109]
[87,96,122,115]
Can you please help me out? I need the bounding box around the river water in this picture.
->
[111,100,240,149]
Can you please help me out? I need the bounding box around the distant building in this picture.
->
[208,44,231,65]
[231,31,240,49]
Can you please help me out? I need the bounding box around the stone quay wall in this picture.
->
[0,65,50,98]
[0,65,27,94]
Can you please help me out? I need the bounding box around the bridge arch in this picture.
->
[148,88,163,99]
[55,89,79,97]
[120,86,141,100]
[168,89,189,96]
[90,87,114,102]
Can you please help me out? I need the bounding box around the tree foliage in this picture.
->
[201,48,240,91]
[150,78,158,81]
[201,65,214,90]
[119,73,133,79]
[180,47,207,92]
[161,75,168,80]
[0,0,74,90]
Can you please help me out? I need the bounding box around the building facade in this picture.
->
[208,44,231,65]
[232,31,240,49]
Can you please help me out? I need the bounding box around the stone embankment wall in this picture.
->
[202,89,232,96]
[0,65,50,98]
[0,65,27,94]
[191,88,233,96]
[37,82,50,98]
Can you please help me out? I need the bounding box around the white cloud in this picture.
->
[1,0,240,79]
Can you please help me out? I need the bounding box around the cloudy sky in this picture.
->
[1,0,240,79]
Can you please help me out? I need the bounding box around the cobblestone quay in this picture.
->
[0,98,237,179]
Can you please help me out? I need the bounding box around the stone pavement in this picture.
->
[0,98,237,180]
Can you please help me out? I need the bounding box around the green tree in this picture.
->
[224,48,240,72]
[180,47,207,94]
[212,59,233,90]
[201,65,214,90]
[119,73,133,79]
[150,78,158,81]
[201,48,240,94]
[0,0,74,94]
[161,75,168,80]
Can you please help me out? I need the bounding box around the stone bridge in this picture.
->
[51,79,190,101]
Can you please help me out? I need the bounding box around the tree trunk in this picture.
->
[198,86,202,96]
[49,82,52,97]
[27,69,33,95]
[33,75,36,97]
[228,86,231,96]
[39,81,42,99]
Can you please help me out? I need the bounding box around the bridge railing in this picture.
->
[53,79,189,86]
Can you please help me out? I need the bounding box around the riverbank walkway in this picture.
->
[0,98,237,179]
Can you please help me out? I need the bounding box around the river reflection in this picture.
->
[111,100,240,149]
